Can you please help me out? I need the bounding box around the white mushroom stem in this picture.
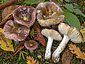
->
[15,41,19,45]
[45,37,53,60]
[52,35,70,63]
[30,50,33,53]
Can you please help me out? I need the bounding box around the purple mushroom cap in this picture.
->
[3,20,30,41]
[13,5,36,28]
[24,40,38,51]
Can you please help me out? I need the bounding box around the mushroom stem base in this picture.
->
[15,41,19,44]
[52,35,70,63]
[30,50,33,53]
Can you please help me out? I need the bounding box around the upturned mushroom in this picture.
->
[52,23,82,63]
[36,2,64,27]
[41,29,62,60]
[24,40,38,53]
[3,20,30,44]
[13,5,36,28]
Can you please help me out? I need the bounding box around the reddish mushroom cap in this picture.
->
[3,20,30,41]
[24,40,38,51]
[13,5,36,28]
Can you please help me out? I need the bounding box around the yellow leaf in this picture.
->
[0,28,14,52]
[26,56,39,64]
[68,43,85,60]
[80,22,85,43]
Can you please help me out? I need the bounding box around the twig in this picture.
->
[0,0,17,10]
[13,46,24,56]
[0,15,13,27]
[13,40,25,54]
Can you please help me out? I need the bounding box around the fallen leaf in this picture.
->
[33,21,46,47]
[24,0,45,5]
[64,4,85,17]
[62,50,73,64]
[63,11,81,30]
[2,5,20,21]
[26,56,39,64]
[49,0,58,2]
[80,22,85,43]
[65,0,72,2]
[13,46,24,56]
[68,43,85,60]
[13,39,26,56]
[49,0,63,5]
[0,28,14,52]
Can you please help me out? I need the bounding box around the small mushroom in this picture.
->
[52,23,82,63]
[37,51,42,59]
[13,5,36,28]
[24,40,38,53]
[41,29,62,60]
[3,20,30,44]
[36,2,64,27]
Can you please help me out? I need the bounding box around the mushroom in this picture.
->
[24,40,38,53]
[3,20,30,44]
[36,2,64,27]
[37,51,42,59]
[41,29,62,60]
[52,23,82,63]
[13,5,36,28]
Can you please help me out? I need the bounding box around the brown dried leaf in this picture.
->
[26,56,39,64]
[13,46,24,56]
[13,40,26,56]
[62,50,73,64]
[68,43,85,60]
[2,5,20,21]
[33,21,46,47]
